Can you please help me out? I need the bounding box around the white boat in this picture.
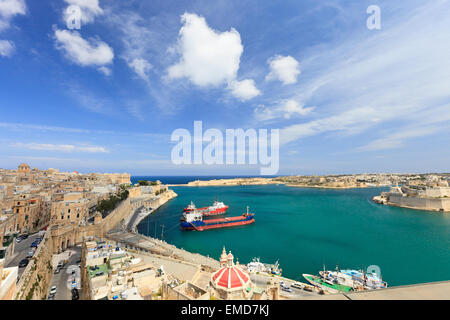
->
[319,267,388,290]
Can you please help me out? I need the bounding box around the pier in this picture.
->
[303,280,450,300]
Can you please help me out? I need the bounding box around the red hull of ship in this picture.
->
[182,215,255,231]
[196,217,254,231]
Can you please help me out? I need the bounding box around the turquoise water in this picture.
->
[137,185,450,286]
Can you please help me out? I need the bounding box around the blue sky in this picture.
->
[0,0,449,175]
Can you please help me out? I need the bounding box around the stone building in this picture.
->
[12,194,43,233]
[17,163,30,174]
[0,259,18,300]
[51,195,90,226]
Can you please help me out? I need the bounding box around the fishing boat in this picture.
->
[341,269,388,290]
[303,274,353,294]
[319,267,388,290]
[183,200,229,216]
[180,206,255,231]
[246,258,282,276]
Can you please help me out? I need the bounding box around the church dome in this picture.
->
[212,250,250,290]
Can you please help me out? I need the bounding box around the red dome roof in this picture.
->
[212,266,250,289]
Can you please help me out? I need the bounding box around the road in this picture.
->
[4,232,42,279]
[250,273,319,299]
[47,246,82,300]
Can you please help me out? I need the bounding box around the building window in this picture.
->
[61,216,64,220]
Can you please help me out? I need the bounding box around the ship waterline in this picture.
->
[137,184,450,287]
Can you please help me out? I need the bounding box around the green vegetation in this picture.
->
[155,188,167,196]
[119,184,131,190]
[138,180,159,186]
[96,189,129,217]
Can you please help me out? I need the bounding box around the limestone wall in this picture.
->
[50,192,176,254]
[14,230,54,300]
[420,187,450,198]
[388,194,450,212]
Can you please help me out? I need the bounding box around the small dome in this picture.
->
[212,265,250,290]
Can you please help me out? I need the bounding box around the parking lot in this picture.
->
[4,232,44,279]
[47,246,82,300]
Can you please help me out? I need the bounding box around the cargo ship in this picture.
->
[183,200,229,217]
[180,206,255,231]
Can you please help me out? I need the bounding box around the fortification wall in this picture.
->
[420,187,450,198]
[50,192,173,254]
[14,231,54,300]
[388,194,450,212]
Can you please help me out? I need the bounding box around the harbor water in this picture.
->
[136,182,450,287]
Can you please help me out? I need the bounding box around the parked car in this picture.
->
[47,294,55,300]
[75,258,81,264]
[71,288,79,300]
[18,258,29,268]
[50,286,57,295]
[54,268,60,274]
[291,282,304,289]
[26,250,35,258]
[30,242,38,248]
[281,286,293,293]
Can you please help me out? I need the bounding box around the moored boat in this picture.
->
[183,200,229,216]
[180,206,255,231]
[319,267,388,290]
[303,273,353,294]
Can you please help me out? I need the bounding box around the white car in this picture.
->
[291,282,304,289]
[50,286,57,295]
[281,286,293,293]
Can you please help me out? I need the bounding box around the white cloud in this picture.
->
[54,29,114,67]
[0,39,14,57]
[357,126,445,152]
[266,55,300,85]
[12,142,109,153]
[255,99,314,122]
[63,0,103,25]
[228,79,260,101]
[128,58,152,82]
[167,13,243,87]
[97,66,111,76]
[167,13,261,101]
[0,0,26,31]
